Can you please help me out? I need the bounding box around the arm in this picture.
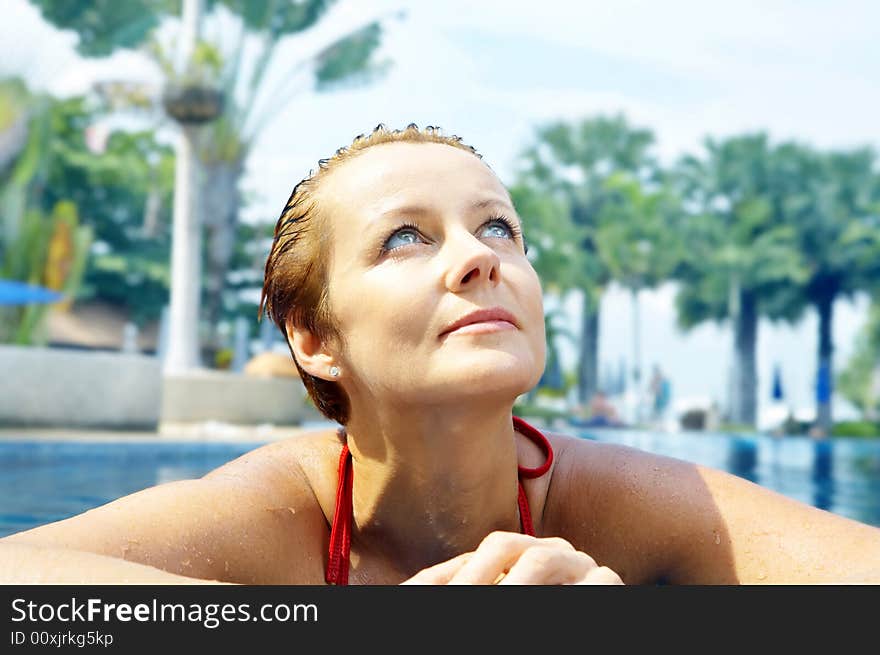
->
[544,436,880,584]
[0,542,230,584]
[0,437,329,584]
[674,462,880,584]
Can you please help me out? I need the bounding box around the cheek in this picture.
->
[331,274,435,364]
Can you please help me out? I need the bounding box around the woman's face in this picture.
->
[317,141,546,408]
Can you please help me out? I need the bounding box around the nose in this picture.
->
[443,232,502,293]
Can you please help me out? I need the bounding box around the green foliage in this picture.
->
[672,134,808,330]
[508,183,583,294]
[1,82,91,344]
[214,0,333,38]
[28,0,395,351]
[595,172,683,293]
[314,21,392,91]
[0,203,92,345]
[512,402,570,422]
[512,115,660,401]
[36,97,175,325]
[0,78,29,135]
[29,0,165,57]
[514,114,659,302]
[0,88,173,328]
[717,423,757,434]
[792,146,880,303]
[838,299,880,417]
[219,219,274,322]
[1,80,45,248]
[830,421,880,438]
[30,0,333,57]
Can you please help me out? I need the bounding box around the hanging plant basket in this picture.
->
[162,84,224,124]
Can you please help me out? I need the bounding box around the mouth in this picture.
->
[439,306,519,338]
[442,320,517,337]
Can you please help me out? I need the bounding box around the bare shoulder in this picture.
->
[204,428,342,497]
[540,430,880,584]
[539,430,709,581]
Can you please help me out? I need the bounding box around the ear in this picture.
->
[286,320,337,381]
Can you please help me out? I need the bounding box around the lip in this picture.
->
[440,306,519,338]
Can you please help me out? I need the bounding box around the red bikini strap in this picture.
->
[513,415,554,479]
[517,480,535,536]
[325,443,353,585]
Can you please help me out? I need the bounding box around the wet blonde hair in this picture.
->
[260,123,484,425]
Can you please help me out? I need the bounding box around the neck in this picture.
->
[343,400,524,576]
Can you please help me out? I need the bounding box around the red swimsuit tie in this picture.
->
[325,415,554,585]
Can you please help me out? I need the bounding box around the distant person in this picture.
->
[3,124,880,584]
[584,390,623,427]
[649,364,672,422]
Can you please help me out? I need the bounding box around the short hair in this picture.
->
[260,123,484,425]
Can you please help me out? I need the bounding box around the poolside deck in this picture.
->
[0,420,337,443]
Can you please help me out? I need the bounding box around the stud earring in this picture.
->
[329,365,340,378]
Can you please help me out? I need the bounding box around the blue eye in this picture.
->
[383,224,423,251]
[379,215,523,255]
[482,219,514,239]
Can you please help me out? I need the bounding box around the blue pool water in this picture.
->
[1,425,879,537]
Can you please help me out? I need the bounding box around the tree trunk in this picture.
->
[201,156,245,363]
[815,293,835,434]
[577,291,600,404]
[733,291,758,427]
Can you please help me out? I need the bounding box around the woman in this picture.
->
[3,124,880,585]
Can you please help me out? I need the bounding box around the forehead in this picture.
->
[318,141,509,220]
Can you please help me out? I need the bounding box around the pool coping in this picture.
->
[0,420,337,443]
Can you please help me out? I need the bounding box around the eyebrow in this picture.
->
[369,197,517,227]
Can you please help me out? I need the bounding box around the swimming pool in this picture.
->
[1,424,879,537]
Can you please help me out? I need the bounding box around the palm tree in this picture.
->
[513,115,657,404]
[29,0,398,358]
[775,144,880,432]
[673,134,806,427]
[147,2,398,357]
[595,172,683,416]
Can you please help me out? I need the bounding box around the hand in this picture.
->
[401,531,623,585]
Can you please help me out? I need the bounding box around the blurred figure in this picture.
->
[573,390,624,427]
[649,364,672,424]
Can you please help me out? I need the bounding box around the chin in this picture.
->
[440,350,540,397]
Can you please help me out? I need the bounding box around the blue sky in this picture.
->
[3,0,878,424]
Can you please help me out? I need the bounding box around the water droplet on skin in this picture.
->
[714,532,721,545]
[757,572,767,580]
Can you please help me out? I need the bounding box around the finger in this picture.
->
[448,532,538,585]
[498,548,594,585]
[575,566,625,585]
[400,552,473,585]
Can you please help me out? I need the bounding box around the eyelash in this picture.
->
[380,215,528,255]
